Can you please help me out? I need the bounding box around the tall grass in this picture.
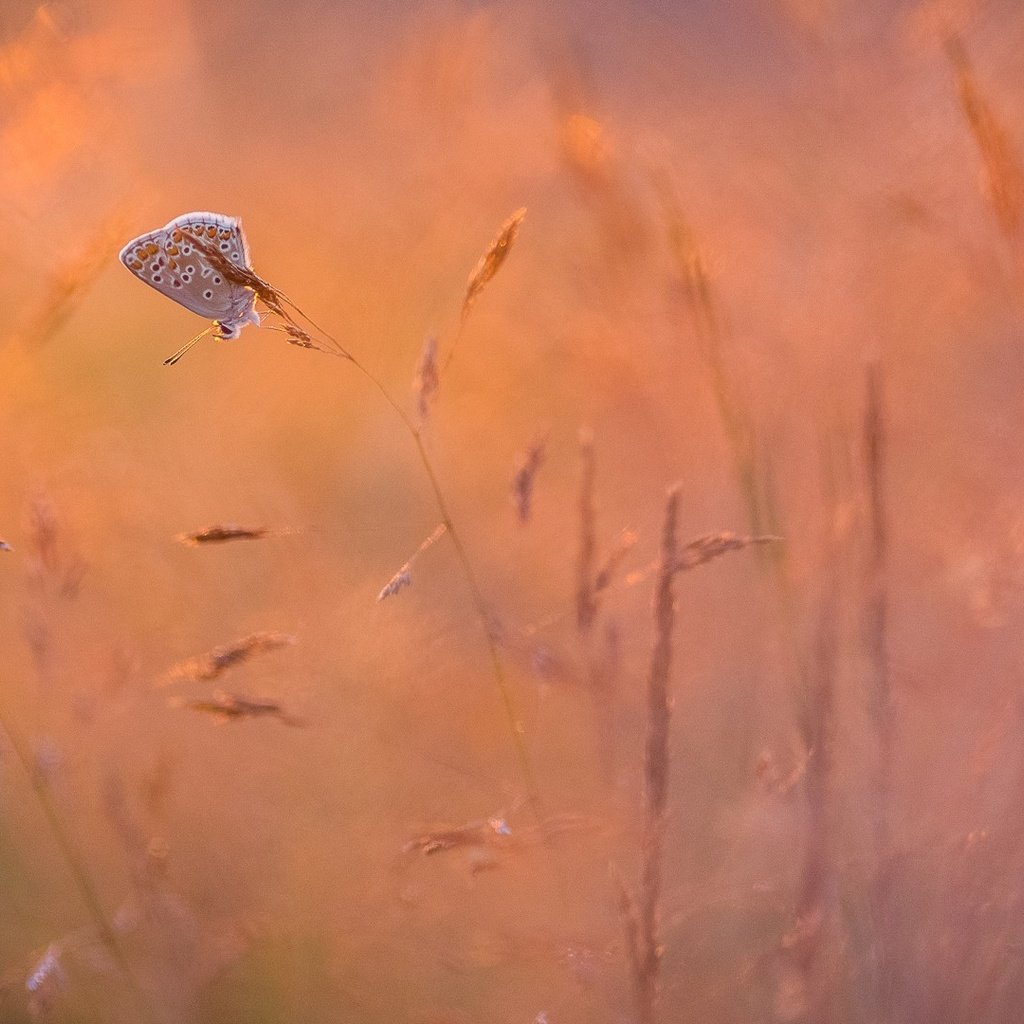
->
[4,6,1024,1022]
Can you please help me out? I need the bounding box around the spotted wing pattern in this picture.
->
[119,211,258,338]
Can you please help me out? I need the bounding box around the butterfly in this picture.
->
[119,211,262,363]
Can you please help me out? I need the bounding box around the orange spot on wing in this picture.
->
[131,260,143,270]
[166,244,179,255]
[172,229,183,242]
[206,226,216,238]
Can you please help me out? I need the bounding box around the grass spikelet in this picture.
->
[403,812,515,856]
[461,207,527,324]
[174,524,273,546]
[25,491,84,595]
[377,568,412,601]
[623,532,781,588]
[25,941,66,1019]
[162,631,297,685]
[174,691,304,726]
[177,230,354,361]
[672,531,782,574]
[945,34,1024,237]
[441,207,527,375]
[413,333,439,420]
[377,524,447,601]
[510,433,547,524]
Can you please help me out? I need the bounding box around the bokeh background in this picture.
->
[1,0,1023,1021]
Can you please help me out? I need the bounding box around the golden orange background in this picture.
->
[1,0,1023,1021]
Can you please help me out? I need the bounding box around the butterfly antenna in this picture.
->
[163,325,216,366]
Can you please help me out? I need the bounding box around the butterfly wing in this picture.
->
[119,212,255,326]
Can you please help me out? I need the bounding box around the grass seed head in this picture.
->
[414,333,439,420]
[175,524,271,546]
[511,435,547,524]
[163,631,297,684]
[461,207,527,323]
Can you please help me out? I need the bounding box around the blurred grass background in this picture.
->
[1,0,1023,1021]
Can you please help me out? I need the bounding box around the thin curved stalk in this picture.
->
[345,353,548,830]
